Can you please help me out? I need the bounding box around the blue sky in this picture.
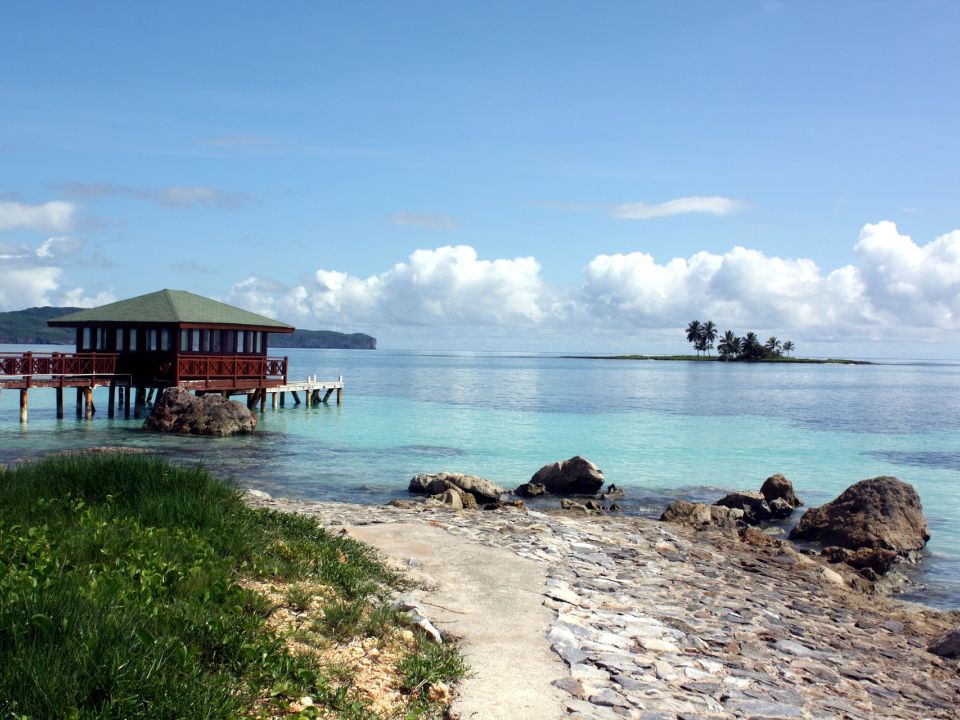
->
[2,1,959,354]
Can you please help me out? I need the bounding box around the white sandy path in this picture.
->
[344,522,567,720]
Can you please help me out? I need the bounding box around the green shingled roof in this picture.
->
[47,289,294,331]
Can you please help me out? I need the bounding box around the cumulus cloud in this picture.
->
[388,212,459,230]
[56,287,116,308]
[228,245,546,327]
[612,195,743,220]
[0,200,75,232]
[224,223,960,346]
[57,182,253,209]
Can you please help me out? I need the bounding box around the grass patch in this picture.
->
[0,454,466,719]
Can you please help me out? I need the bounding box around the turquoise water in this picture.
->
[2,345,960,608]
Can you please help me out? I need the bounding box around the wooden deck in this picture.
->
[0,351,342,422]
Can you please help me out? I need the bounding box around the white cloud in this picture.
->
[0,201,75,232]
[36,236,82,258]
[0,267,62,310]
[388,212,459,230]
[612,195,743,220]
[57,287,116,308]
[223,222,960,348]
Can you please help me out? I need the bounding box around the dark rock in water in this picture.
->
[408,472,504,503]
[928,627,960,658]
[822,546,899,576]
[608,502,623,512]
[483,499,524,511]
[761,473,803,508]
[531,456,605,495]
[715,491,772,524]
[660,500,744,534]
[789,476,930,554]
[514,482,547,498]
[601,483,626,500]
[143,387,256,436]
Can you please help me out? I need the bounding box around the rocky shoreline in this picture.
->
[245,494,960,719]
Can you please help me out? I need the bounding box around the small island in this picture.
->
[567,320,870,364]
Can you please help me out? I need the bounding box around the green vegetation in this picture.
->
[0,306,76,344]
[687,320,797,361]
[273,329,377,350]
[0,454,463,719]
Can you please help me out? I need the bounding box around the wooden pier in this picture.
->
[0,351,343,423]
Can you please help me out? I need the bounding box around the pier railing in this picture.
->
[0,352,119,385]
[174,355,288,386]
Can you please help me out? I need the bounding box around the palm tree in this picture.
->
[700,321,718,356]
[685,320,702,355]
[740,332,762,361]
[765,336,782,357]
[782,340,795,357]
[718,330,739,360]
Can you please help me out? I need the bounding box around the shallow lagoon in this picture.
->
[2,345,959,608]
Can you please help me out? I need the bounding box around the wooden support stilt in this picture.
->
[134,387,146,418]
[272,391,278,410]
[56,387,64,419]
[76,387,83,417]
[291,391,301,405]
[19,388,28,423]
[108,381,116,418]
[222,390,230,398]
[124,387,131,419]
[336,387,343,405]
[280,391,285,407]
[259,389,267,412]
[146,387,155,405]
[84,386,95,416]
[322,388,334,404]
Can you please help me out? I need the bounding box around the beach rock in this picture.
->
[431,489,463,510]
[715,491,772,524]
[409,472,504,503]
[789,476,930,554]
[600,484,626,500]
[761,473,802,508]
[561,498,603,514]
[823,546,899,576]
[531,456,605,495]
[928,626,960,658]
[660,500,744,533]
[142,387,256,436]
[514,482,547,498]
[483,499,524,511]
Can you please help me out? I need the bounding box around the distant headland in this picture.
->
[564,354,870,365]
[0,306,376,350]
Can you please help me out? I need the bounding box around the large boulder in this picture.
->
[660,500,744,534]
[761,473,802,508]
[143,387,256,436]
[530,456,605,496]
[409,472,504,504]
[789,476,930,554]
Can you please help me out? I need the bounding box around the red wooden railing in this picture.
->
[174,355,288,385]
[0,352,119,384]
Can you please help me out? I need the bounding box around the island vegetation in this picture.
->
[684,319,795,361]
[0,454,462,719]
[0,306,376,349]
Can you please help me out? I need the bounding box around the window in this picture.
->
[212,330,221,353]
[116,328,124,351]
[254,332,262,353]
[226,331,235,353]
[130,328,137,352]
[237,331,245,353]
[95,327,107,351]
[202,330,211,352]
[147,329,158,351]
[191,329,200,352]
[82,327,91,350]
[180,329,190,352]
[160,328,171,352]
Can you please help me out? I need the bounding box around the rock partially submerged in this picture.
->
[660,500,744,534]
[409,472,504,504]
[715,474,802,524]
[789,476,930,554]
[514,482,547,498]
[529,456,605,495]
[143,387,256,436]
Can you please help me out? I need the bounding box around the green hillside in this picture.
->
[0,306,376,349]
